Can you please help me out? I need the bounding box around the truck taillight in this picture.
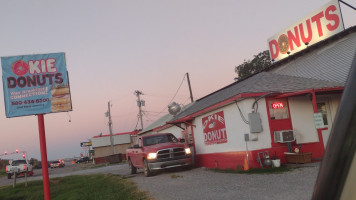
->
[24,165,27,170]
[6,166,7,171]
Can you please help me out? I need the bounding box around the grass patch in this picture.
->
[80,163,107,170]
[211,165,298,174]
[0,169,6,178]
[79,162,127,170]
[0,174,151,200]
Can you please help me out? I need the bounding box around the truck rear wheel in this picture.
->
[129,159,137,174]
[7,174,11,179]
[143,159,154,177]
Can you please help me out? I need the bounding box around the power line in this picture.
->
[111,111,137,118]
[182,96,192,106]
[142,111,156,123]
[133,115,140,131]
[154,74,187,116]
[168,74,186,105]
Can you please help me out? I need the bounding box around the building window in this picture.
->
[317,103,328,125]
[269,99,289,120]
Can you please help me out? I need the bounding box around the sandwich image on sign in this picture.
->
[51,84,72,112]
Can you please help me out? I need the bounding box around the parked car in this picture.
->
[50,160,64,168]
[59,159,65,167]
[76,157,89,163]
[34,163,42,169]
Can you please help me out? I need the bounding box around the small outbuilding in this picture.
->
[92,131,140,164]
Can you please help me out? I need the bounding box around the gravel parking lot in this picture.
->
[129,163,319,200]
[0,162,320,200]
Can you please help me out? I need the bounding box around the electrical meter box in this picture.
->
[248,112,263,133]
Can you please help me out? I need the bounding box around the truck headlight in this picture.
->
[185,148,191,154]
[147,153,157,160]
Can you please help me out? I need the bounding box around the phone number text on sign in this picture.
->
[12,98,50,106]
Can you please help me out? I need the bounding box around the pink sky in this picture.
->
[0,0,355,160]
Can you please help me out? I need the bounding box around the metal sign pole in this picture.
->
[25,169,28,187]
[13,171,17,188]
[38,114,51,200]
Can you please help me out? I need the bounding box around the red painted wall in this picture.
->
[195,143,320,170]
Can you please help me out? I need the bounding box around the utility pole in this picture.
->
[186,73,194,103]
[106,101,114,155]
[134,90,144,130]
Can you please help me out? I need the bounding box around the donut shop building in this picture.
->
[140,2,356,169]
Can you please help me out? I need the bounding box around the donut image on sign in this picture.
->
[12,60,29,76]
[278,34,289,54]
[51,84,71,112]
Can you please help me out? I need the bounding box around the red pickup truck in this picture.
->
[126,133,192,177]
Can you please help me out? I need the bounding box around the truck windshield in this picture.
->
[12,160,26,166]
[143,134,178,146]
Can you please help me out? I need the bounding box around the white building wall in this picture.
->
[288,94,342,145]
[193,98,272,155]
[288,96,319,144]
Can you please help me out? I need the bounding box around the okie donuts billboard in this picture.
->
[1,52,72,118]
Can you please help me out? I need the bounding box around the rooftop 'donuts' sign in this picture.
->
[1,52,72,118]
[268,0,344,62]
[202,111,227,146]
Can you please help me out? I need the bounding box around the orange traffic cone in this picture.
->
[243,157,249,171]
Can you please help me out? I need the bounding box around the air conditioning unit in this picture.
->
[274,130,295,143]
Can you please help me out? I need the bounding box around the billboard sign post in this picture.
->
[1,52,71,200]
[38,114,51,200]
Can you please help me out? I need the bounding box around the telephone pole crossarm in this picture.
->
[134,90,144,130]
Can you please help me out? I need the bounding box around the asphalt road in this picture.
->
[0,162,320,200]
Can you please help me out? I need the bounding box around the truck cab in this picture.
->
[126,133,192,176]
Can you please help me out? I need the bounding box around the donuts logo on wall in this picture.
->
[7,58,64,89]
[267,0,343,62]
[202,111,227,146]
